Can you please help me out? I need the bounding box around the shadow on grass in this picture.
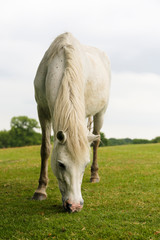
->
[1,181,67,218]
[28,198,65,213]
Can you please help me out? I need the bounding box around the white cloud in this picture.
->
[0,76,37,130]
[103,72,160,139]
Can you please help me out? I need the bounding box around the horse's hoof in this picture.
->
[90,178,100,183]
[32,192,47,200]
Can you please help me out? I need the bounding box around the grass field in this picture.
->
[0,144,160,240]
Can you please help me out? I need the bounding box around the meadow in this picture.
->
[0,143,160,240]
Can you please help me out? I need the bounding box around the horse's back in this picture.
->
[34,33,111,118]
[45,48,65,113]
[34,38,66,114]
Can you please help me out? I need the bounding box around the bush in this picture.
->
[0,116,42,148]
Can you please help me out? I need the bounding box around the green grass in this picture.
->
[0,144,160,240]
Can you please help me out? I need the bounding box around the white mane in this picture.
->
[47,33,89,159]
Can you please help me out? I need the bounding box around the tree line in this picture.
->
[0,116,160,148]
[100,132,160,147]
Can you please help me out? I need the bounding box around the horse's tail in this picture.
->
[51,33,89,158]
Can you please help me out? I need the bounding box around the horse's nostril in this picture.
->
[66,202,72,213]
[80,200,84,206]
[66,202,72,208]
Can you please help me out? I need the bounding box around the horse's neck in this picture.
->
[53,40,89,158]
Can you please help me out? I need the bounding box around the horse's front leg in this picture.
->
[90,133,100,183]
[90,112,104,183]
[32,106,51,200]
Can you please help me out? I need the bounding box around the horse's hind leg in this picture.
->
[90,112,104,183]
[32,106,51,200]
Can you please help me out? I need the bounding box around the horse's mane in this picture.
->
[46,33,89,159]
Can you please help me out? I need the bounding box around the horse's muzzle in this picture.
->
[63,200,84,213]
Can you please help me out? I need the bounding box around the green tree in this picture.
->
[108,138,133,146]
[9,116,41,147]
[11,116,39,132]
[132,139,150,144]
[151,136,160,143]
[0,130,10,148]
[0,116,41,148]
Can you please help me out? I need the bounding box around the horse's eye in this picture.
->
[58,162,66,170]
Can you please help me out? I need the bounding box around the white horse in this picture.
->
[32,33,111,212]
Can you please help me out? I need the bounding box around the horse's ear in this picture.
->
[87,133,100,144]
[56,131,66,144]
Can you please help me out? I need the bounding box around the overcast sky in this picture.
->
[1,0,160,139]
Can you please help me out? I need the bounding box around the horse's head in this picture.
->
[51,130,99,213]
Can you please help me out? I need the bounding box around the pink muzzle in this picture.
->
[63,200,84,213]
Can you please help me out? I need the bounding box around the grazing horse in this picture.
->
[32,33,111,212]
